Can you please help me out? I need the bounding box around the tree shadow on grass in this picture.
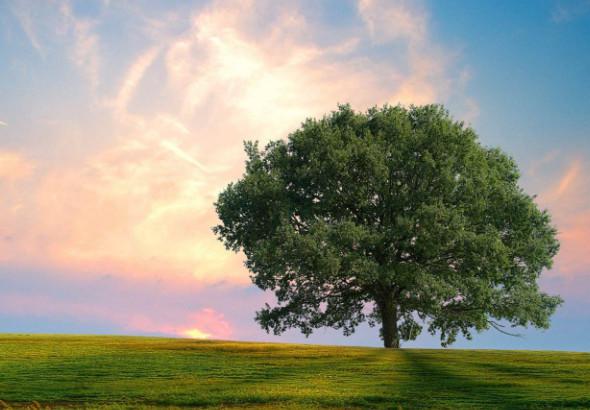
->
[462,358,590,408]
[398,350,589,409]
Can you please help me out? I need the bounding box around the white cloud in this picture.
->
[357,0,427,45]
[10,0,44,55]
[357,0,459,106]
[0,0,474,286]
[112,47,160,118]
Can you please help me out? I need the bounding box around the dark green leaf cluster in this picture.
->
[214,104,562,347]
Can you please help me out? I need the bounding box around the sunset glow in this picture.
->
[183,328,211,339]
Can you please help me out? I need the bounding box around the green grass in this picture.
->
[0,335,588,409]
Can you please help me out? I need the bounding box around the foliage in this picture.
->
[214,104,562,347]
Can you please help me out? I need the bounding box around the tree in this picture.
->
[213,104,562,348]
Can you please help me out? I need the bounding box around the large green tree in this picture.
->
[214,105,562,348]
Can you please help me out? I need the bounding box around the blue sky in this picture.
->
[0,0,589,351]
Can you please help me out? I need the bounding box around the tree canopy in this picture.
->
[214,104,562,348]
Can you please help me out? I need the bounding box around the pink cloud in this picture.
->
[0,0,474,290]
[28,134,247,284]
[128,308,233,340]
[179,308,233,339]
[556,210,590,275]
[553,159,582,199]
[0,289,233,340]
[536,158,590,278]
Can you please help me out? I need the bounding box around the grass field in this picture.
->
[0,335,588,409]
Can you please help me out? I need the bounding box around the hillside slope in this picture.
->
[0,335,588,409]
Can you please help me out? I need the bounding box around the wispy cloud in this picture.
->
[58,2,102,91]
[9,1,103,90]
[555,160,582,197]
[112,47,160,117]
[160,140,214,173]
[358,0,427,45]
[536,157,590,277]
[357,0,459,106]
[9,0,44,55]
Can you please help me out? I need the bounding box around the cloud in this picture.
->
[358,0,427,45]
[9,1,102,90]
[0,267,247,339]
[179,308,233,339]
[128,308,233,339]
[536,158,590,277]
[164,0,391,140]
[554,160,582,197]
[0,121,7,127]
[9,0,44,54]
[0,289,232,339]
[111,47,160,117]
[0,151,33,181]
[58,2,102,91]
[357,0,462,106]
[461,97,480,125]
[27,123,247,284]
[160,139,214,173]
[0,0,474,291]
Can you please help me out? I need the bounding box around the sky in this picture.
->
[0,0,589,351]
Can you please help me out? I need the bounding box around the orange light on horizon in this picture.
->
[182,328,212,339]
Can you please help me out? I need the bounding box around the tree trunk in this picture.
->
[380,297,400,348]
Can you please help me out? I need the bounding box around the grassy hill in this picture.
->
[0,335,588,409]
